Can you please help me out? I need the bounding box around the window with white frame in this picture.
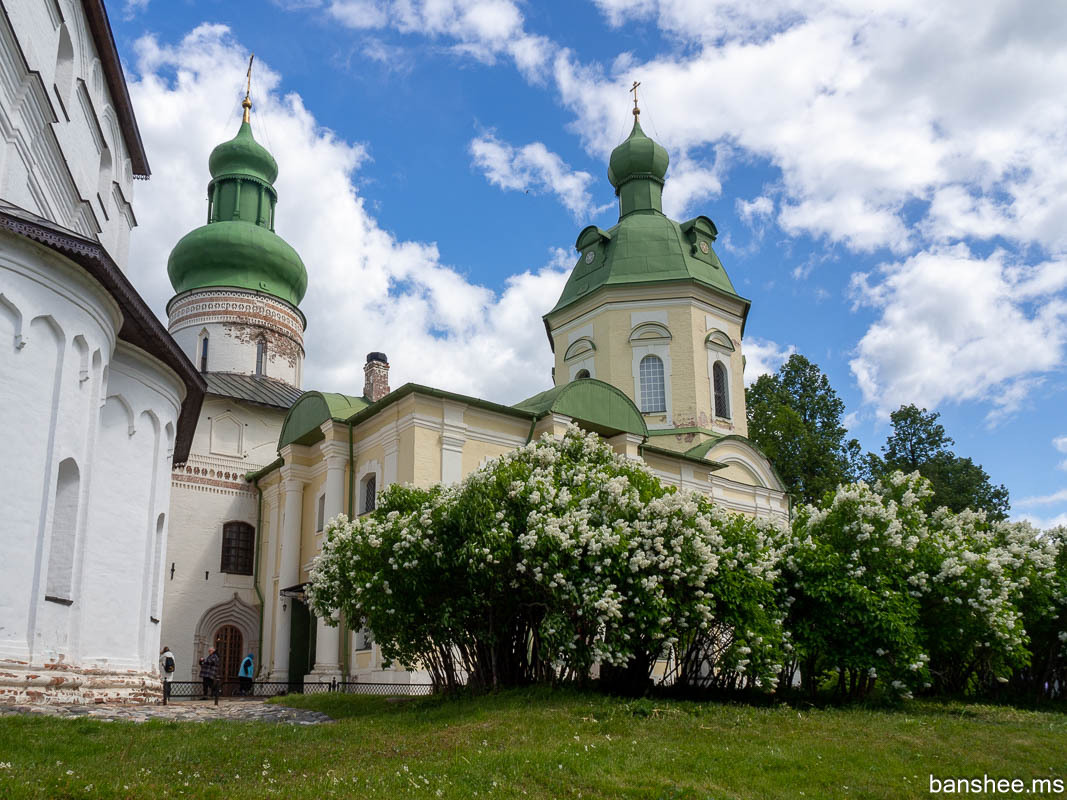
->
[639,355,666,413]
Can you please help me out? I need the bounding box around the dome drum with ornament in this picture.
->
[166,87,308,388]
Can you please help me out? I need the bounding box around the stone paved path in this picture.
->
[0,699,333,725]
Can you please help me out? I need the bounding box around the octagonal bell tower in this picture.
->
[543,96,752,456]
[165,86,308,388]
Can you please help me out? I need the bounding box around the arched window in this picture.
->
[150,514,165,620]
[220,521,254,575]
[575,369,590,380]
[361,474,376,515]
[713,361,730,419]
[255,338,266,377]
[46,458,80,603]
[639,355,666,413]
[199,334,209,373]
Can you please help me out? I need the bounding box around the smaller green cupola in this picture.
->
[608,97,669,217]
[167,92,308,308]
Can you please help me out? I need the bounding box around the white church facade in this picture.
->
[0,0,203,703]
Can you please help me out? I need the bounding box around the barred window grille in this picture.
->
[713,361,730,419]
[220,521,254,575]
[362,474,376,515]
[639,355,666,413]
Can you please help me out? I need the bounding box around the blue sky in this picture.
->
[111,0,1067,527]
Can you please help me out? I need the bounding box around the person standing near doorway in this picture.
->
[238,652,254,696]
[199,647,219,699]
[159,646,176,704]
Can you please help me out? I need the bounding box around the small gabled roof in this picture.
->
[513,379,647,438]
[278,391,369,449]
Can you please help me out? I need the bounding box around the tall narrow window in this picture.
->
[639,355,666,413]
[200,335,209,373]
[46,458,80,603]
[255,338,266,377]
[316,493,326,532]
[220,521,254,575]
[361,474,376,515]
[713,362,730,419]
[150,514,165,619]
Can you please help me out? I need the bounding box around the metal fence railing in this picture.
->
[162,679,433,703]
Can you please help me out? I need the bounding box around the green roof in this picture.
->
[513,379,647,438]
[209,121,278,184]
[547,116,750,329]
[279,391,368,449]
[684,436,723,460]
[168,221,308,307]
[167,114,308,308]
[608,116,668,191]
[204,372,304,409]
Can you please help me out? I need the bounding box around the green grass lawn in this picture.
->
[0,689,1064,799]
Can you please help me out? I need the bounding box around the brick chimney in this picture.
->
[363,352,390,402]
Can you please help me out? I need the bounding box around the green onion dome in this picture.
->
[167,110,307,307]
[607,116,669,192]
[208,120,278,184]
[168,221,307,306]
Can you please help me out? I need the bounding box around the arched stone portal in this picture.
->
[193,593,259,681]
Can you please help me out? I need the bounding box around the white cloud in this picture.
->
[1016,488,1067,507]
[469,133,602,217]
[742,338,794,386]
[123,0,150,18]
[274,0,1067,417]
[294,0,1067,255]
[324,0,551,79]
[325,0,389,29]
[1054,435,1067,471]
[126,24,567,405]
[737,195,773,226]
[849,246,1067,417]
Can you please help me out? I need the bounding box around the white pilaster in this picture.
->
[267,474,303,682]
[308,440,345,681]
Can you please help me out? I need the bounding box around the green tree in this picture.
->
[874,405,1010,520]
[746,354,853,505]
[308,426,784,694]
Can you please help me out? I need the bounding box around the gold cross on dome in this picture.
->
[630,80,641,115]
[242,54,255,122]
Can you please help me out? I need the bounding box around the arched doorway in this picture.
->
[213,624,243,696]
[192,594,259,688]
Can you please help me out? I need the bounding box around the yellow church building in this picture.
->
[245,103,789,685]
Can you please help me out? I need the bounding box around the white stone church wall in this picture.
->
[0,234,184,702]
[0,0,137,270]
[162,398,288,681]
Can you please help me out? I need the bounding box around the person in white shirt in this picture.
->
[159,646,176,705]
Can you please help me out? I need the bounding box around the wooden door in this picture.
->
[214,624,243,696]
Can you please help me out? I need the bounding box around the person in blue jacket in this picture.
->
[238,652,254,696]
